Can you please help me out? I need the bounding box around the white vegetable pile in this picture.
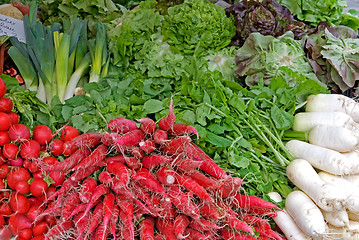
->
[277,94,359,240]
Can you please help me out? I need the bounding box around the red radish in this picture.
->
[118,199,134,240]
[220,228,256,240]
[142,155,171,169]
[43,156,57,165]
[8,156,23,166]
[20,140,41,159]
[9,213,32,234]
[107,117,138,134]
[0,214,4,227]
[33,125,53,145]
[233,193,281,211]
[102,193,115,239]
[218,176,243,198]
[131,147,145,159]
[68,203,87,220]
[113,129,145,148]
[48,139,64,156]
[0,112,12,131]
[15,181,29,195]
[0,202,13,216]
[227,216,254,235]
[109,204,120,240]
[107,161,130,185]
[8,124,31,142]
[0,77,6,98]
[60,126,79,142]
[168,123,199,139]
[45,221,73,239]
[72,144,108,170]
[129,182,157,213]
[32,221,48,236]
[8,112,19,124]
[153,129,168,144]
[60,191,81,220]
[70,165,100,182]
[10,193,30,214]
[79,177,97,203]
[138,117,156,134]
[42,148,91,172]
[175,157,202,173]
[174,214,190,239]
[101,132,120,146]
[188,170,219,190]
[0,226,13,240]
[139,139,156,153]
[3,143,19,159]
[83,203,103,239]
[44,215,56,227]
[80,184,109,223]
[140,215,155,239]
[155,218,176,240]
[94,221,109,240]
[158,197,177,219]
[23,159,32,169]
[183,228,207,240]
[99,171,113,184]
[167,186,200,220]
[156,167,176,186]
[73,211,90,239]
[132,168,165,198]
[63,132,102,153]
[28,162,39,173]
[6,167,31,189]
[0,97,13,113]
[0,179,5,189]
[163,135,191,155]
[30,179,48,197]
[199,203,222,219]
[27,205,45,222]
[189,218,221,232]
[19,228,32,240]
[158,98,175,130]
[123,156,141,170]
[105,154,126,164]
[0,131,10,145]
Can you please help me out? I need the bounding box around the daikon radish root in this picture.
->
[292,112,356,132]
[286,140,359,175]
[306,94,359,123]
[343,174,359,187]
[327,224,359,240]
[321,209,349,228]
[267,192,312,240]
[286,159,348,212]
[308,125,359,152]
[285,190,328,238]
[318,171,359,213]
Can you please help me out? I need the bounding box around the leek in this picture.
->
[89,22,107,82]
[55,34,71,103]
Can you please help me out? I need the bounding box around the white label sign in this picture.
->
[0,14,25,43]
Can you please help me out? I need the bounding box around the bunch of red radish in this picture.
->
[0,77,79,240]
[32,99,284,240]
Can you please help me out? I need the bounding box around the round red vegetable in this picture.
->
[42,156,57,165]
[27,205,45,222]
[10,193,30,214]
[0,112,12,131]
[49,171,65,187]
[0,77,6,98]
[30,179,48,197]
[8,112,19,124]
[0,179,5,190]
[33,125,53,145]
[48,139,64,156]
[31,235,46,240]
[60,126,79,142]
[19,228,33,240]
[0,164,9,178]
[22,159,31,169]
[45,215,56,227]
[6,167,31,189]
[0,202,13,216]
[8,124,31,142]
[9,213,32,234]
[8,156,23,167]
[0,97,13,113]
[3,143,19,160]
[28,162,39,173]
[20,140,41,160]
[0,225,12,240]
[0,214,4,227]
[32,221,48,236]
[15,181,30,195]
[0,131,10,146]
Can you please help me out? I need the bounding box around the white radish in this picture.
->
[308,125,359,152]
[285,190,328,238]
[286,140,359,175]
[327,224,359,240]
[306,94,359,123]
[318,171,359,213]
[321,209,349,228]
[286,159,348,212]
[267,192,313,240]
[292,111,356,132]
[343,174,359,188]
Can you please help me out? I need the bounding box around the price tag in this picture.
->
[0,14,25,43]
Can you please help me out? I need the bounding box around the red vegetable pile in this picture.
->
[0,75,283,240]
